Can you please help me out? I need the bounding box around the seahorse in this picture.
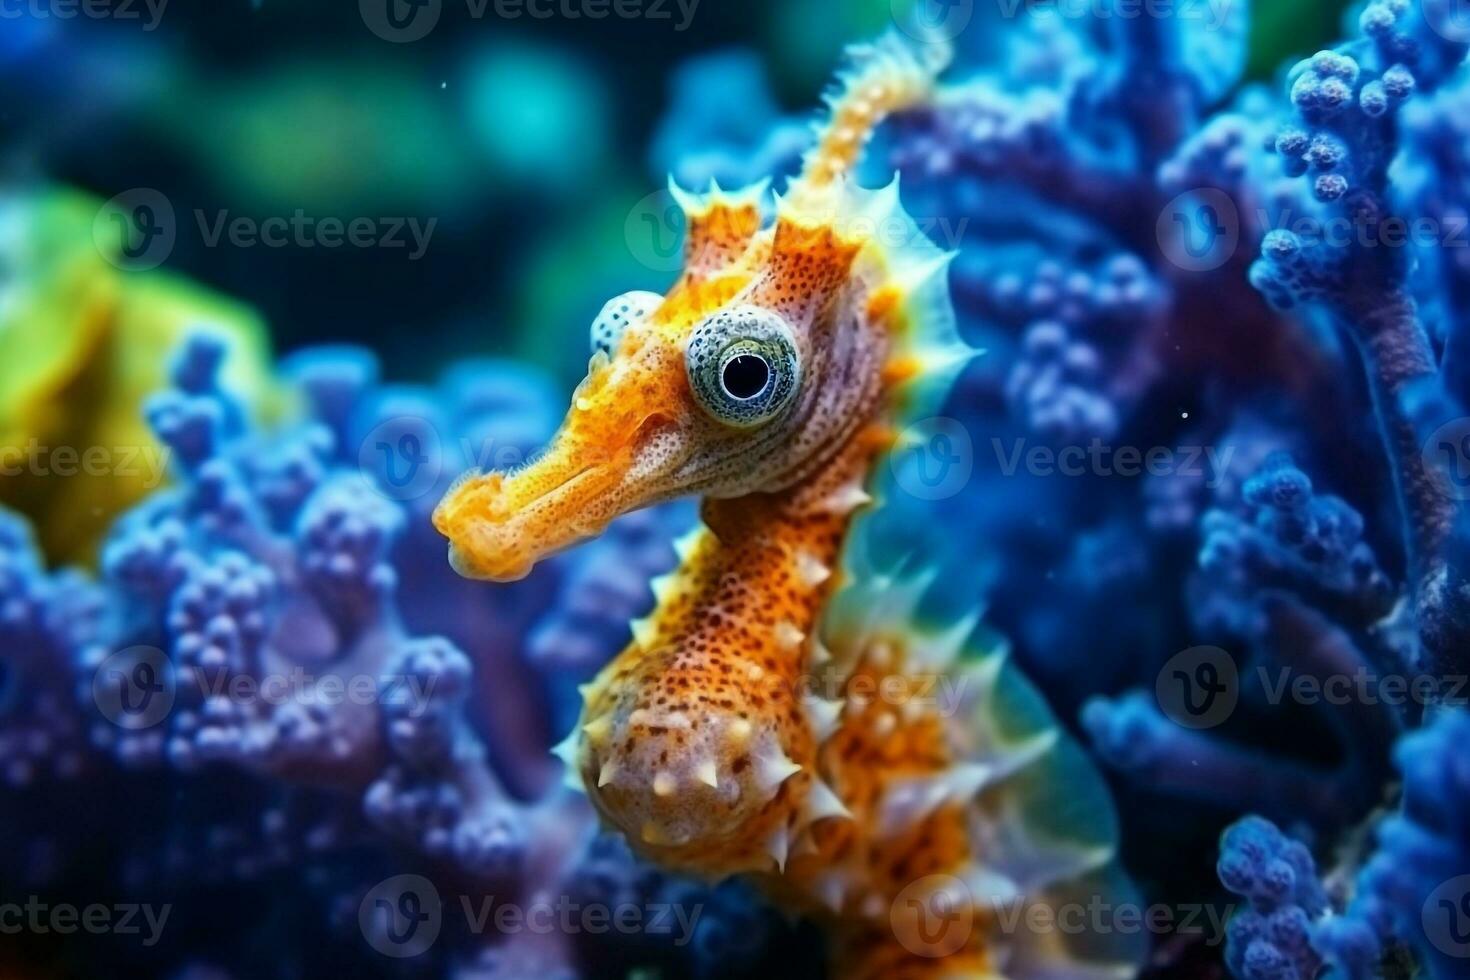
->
[436,33,1142,980]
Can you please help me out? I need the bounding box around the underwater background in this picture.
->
[6,0,1470,977]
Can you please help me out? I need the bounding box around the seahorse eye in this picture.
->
[686,305,800,428]
[722,354,771,401]
[590,290,663,357]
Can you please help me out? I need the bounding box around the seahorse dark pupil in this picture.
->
[722,354,770,400]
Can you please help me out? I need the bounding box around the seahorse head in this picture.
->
[434,35,961,582]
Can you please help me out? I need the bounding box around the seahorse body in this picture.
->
[436,33,1142,979]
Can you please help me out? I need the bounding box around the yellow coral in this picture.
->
[0,190,272,562]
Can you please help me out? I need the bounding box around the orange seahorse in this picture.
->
[435,33,1143,980]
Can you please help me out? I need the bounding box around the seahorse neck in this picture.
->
[569,428,887,875]
[660,432,881,665]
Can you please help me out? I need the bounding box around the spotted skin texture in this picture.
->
[590,290,663,358]
[436,34,1132,980]
[431,213,883,582]
[580,445,858,862]
[801,640,994,979]
[798,35,953,192]
[674,182,766,282]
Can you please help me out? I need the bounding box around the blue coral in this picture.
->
[775,8,1470,978]
[1206,8,1470,980]
[0,511,97,788]
[1217,708,1470,980]
[0,332,783,976]
[1219,817,1330,980]
[1196,452,1395,636]
[1311,708,1470,979]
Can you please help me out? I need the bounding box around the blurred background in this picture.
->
[0,0,1350,389]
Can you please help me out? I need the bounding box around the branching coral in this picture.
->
[0,510,98,788]
[1219,709,1470,980]
[1203,3,1470,978]
[1218,816,1332,980]
[1251,0,1470,679]
[1,331,793,977]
